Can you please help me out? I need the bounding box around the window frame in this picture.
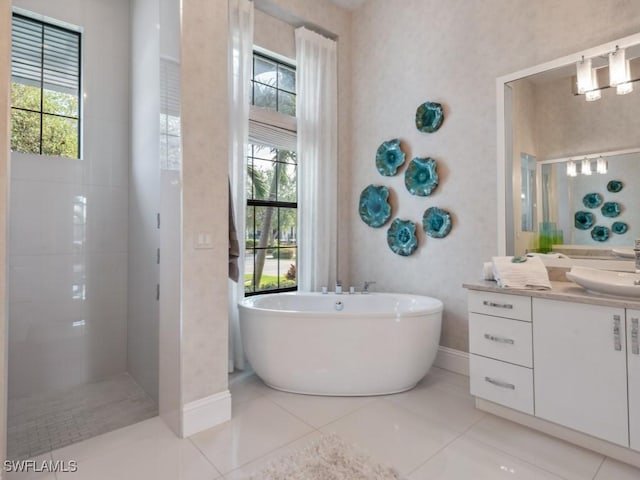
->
[10,12,82,159]
[245,51,297,297]
[251,51,296,116]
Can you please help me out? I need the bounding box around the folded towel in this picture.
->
[482,262,495,280]
[492,255,552,290]
[526,252,569,259]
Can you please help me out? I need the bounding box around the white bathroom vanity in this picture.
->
[465,281,640,467]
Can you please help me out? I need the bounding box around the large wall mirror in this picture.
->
[498,33,640,259]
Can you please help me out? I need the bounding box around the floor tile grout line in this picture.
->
[221,429,322,478]
[403,411,487,477]
[378,391,483,436]
[265,392,379,431]
[259,394,320,431]
[461,423,596,480]
[187,436,225,478]
[591,456,606,480]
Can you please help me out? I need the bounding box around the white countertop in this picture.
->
[463,280,640,309]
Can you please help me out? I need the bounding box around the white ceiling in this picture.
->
[330,0,368,10]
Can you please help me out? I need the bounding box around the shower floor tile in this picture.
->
[7,373,158,460]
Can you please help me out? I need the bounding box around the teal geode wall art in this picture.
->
[575,179,627,242]
[358,185,391,228]
[358,101,453,256]
[375,139,405,176]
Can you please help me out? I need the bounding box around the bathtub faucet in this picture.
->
[362,281,376,294]
[335,280,343,294]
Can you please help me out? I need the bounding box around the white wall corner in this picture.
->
[181,390,231,438]
[433,346,469,376]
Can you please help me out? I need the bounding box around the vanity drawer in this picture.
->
[470,354,534,415]
[468,290,531,322]
[469,313,532,367]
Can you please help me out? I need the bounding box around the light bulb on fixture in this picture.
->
[609,47,629,87]
[576,57,593,94]
[585,68,601,101]
[566,160,577,177]
[617,74,633,95]
[582,158,592,175]
[597,157,608,174]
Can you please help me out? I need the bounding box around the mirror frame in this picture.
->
[496,31,640,256]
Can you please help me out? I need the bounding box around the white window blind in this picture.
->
[249,106,297,151]
[11,14,80,95]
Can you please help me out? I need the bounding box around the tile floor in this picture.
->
[7,373,158,461]
[8,367,640,479]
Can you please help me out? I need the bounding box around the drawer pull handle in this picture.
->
[484,333,515,345]
[632,318,639,355]
[483,300,513,309]
[484,376,515,390]
[613,315,622,352]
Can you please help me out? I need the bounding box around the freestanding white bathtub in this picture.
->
[238,292,443,396]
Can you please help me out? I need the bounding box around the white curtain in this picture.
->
[295,27,338,291]
[228,0,253,372]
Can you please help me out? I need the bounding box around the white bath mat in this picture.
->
[249,434,403,480]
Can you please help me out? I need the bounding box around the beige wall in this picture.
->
[254,9,295,59]
[180,0,229,404]
[349,0,640,351]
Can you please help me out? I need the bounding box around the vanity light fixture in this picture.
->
[609,47,633,95]
[609,47,628,87]
[596,156,608,174]
[585,68,601,101]
[617,73,633,95]
[581,158,592,175]
[576,57,602,101]
[576,57,593,94]
[566,160,577,177]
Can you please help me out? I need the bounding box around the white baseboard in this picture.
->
[433,346,469,376]
[182,390,231,438]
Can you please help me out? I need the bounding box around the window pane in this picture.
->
[252,159,274,201]
[278,65,295,92]
[43,88,79,117]
[278,207,297,246]
[244,251,256,293]
[276,162,297,202]
[11,82,41,111]
[42,114,78,158]
[253,206,276,249]
[278,248,296,289]
[252,144,275,161]
[11,108,40,153]
[253,84,277,110]
[254,56,276,83]
[278,91,295,116]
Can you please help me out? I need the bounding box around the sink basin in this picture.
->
[611,247,635,258]
[566,266,640,298]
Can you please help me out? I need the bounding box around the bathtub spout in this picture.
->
[362,281,376,294]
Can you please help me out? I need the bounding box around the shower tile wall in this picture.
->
[9,0,131,399]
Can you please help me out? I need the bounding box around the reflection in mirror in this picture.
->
[502,34,640,257]
[540,150,640,256]
[520,153,537,232]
